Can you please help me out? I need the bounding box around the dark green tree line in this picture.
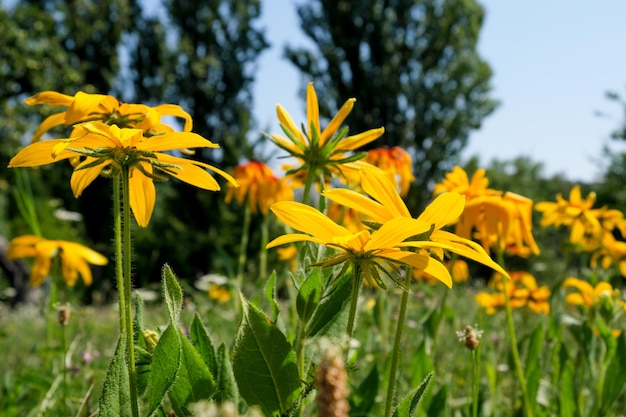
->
[285,0,498,208]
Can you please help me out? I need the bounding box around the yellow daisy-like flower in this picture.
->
[9,122,237,227]
[224,160,293,215]
[476,271,550,315]
[266,201,433,288]
[363,146,415,197]
[563,277,624,310]
[270,82,384,184]
[323,166,509,285]
[25,90,193,141]
[433,165,499,199]
[7,235,108,287]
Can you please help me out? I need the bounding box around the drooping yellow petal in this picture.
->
[129,165,156,227]
[306,82,320,140]
[323,188,389,224]
[24,91,74,107]
[418,192,465,229]
[320,98,356,144]
[6,236,40,259]
[421,256,453,288]
[153,104,193,131]
[381,250,429,271]
[138,132,219,152]
[156,154,220,191]
[71,160,112,197]
[270,201,352,243]
[266,233,325,249]
[65,92,110,124]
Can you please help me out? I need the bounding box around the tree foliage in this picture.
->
[285,0,498,208]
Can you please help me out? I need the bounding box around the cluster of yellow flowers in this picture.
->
[475,271,551,315]
[536,185,626,275]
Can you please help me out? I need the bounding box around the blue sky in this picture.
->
[253,1,626,183]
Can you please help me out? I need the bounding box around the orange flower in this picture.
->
[225,161,293,215]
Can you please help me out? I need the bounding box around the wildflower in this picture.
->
[456,325,483,351]
[7,235,108,287]
[224,160,293,215]
[25,90,192,141]
[475,271,550,315]
[143,329,160,353]
[591,232,626,276]
[9,122,237,227]
[269,82,384,185]
[266,201,433,288]
[208,283,231,303]
[323,166,510,285]
[363,146,414,196]
[563,277,625,310]
[433,166,498,199]
[535,185,604,249]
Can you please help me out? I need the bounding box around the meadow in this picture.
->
[1,85,625,417]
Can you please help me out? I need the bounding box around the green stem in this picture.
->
[346,261,362,339]
[301,165,317,205]
[471,346,480,417]
[384,266,412,417]
[113,176,127,339]
[497,250,533,417]
[236,202,252,290]
[259,215,269,279]
[120,169,140,417]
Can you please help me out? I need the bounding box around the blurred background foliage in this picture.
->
[1,0,625,302]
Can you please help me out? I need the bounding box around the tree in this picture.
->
[285,0,497,208]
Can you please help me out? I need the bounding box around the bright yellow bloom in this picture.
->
[9,122,237,227]
[363,146,415,197]
[563,277,624,310]
[224,161,293,215]
[476,271,550,315]
[266,201,434,288]
[535,185,605,249]
[591,232,626,276]
[7,235,108,287]
[208,283,232,303]
[323,166,509,285]
[433,166,498,199]
[270,82,384,182]
[25,91,193,141]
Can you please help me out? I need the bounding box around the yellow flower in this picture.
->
[266,200,433,288]
[277,245,298,272]
[476,271,550,315]
[224,161,293,215]
[7,235,108,287]
[323,166,509,285]
[563,277,624,310]
[9,122,237,227]
[208,283,232,303]
[270,82,384,182]
[363,146,415,197]
[591,232,626,276]
[25,90,193,141]
[433,166,498,199]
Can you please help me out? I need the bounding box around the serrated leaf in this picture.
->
[393,372,433,417]
[297,267,324,323]
[216,343,239,405]
[232,297,300,416]
[168,328,216,416]
[162,264,183,324]
[190,313,218,377]
[147,324,181,416]
[305,272,352,338]
[98,336,132,417]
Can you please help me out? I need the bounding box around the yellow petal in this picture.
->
[71,160,112,197]
[129,165,156,227]
[323,188,389,223]
[306,82,320,140]
[270,201,352,243]
[269,134,303,155]
[418,192,465,229]
[421,256,452,288]
[320,98,356,144]
[336,127,385,152]
[276,104,305,144]
[137,132,219,152]
[153,104,193,131]
[266,233,325,249]
[156,154,220,191]
[360,165,411,219]
[65,92,110,124]
[7,235,40,259]
[365,217,431,251]
[381,250,429,270]
[9,140,74,167]
[24,91,74,106]
[31,112,67,142]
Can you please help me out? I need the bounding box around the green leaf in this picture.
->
[305,272,352,338]
[349,364,379,415]
[393,372,433,417]
[600,331,626,414]
[133,292,147,351]
[162,264,183,324]
[559,361,577,417]
[168,328,217,416]
[232,297,300,416]
[98,336,132,417]
[525,322,544,411]
[190,313,218,378]
[147,324,181,416]
[264,270,281,319]
[426,384,448,417]
[297,267,324,323]
[216,343,239,405]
